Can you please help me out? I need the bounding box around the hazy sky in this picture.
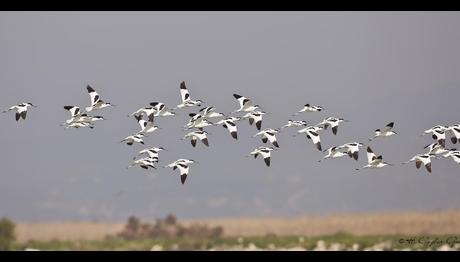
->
[1,11,460,222]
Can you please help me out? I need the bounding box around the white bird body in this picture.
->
[199,106,224,118]
[242,111,266,131]
[443,150,460,165]
[165,159,196,184]
[318,117,347,135]
[128,157,157,170]
[136,147,166,159]
[216,117,240,140]
[135,114,158,134]
[295,104,324,114]
[319,146,347,162]
[150,102,176,117]
[424,143,449,156]
[296,126,324,151]
[65,121,94,129]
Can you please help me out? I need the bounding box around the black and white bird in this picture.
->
[165,159,197,184]
[318,117,348,135]
[402,153,436,173]
[281,120,309,129]
[135,113,159,134]
[355,146,391,172]
[176,82,203,108]
[248,147,274,167]
[242,111,266,131]
[183,130,210,147]
[295,126,324,151]
[198,106,224,119]
[64,121,94,129]
[232,94,260,113]
[216,117,240,140]
[3,102,37,121]
[443,149,460,165]
[318,146,347,162]
[63,106,82,123]
[150,102,176,117]
[127,157,157,170]
[253,128,280,148]
[121,133,145,146]
[129,106,156,118]
[294,104,324,115]
[135,147,166,160]
[424,143,449,156]
[85,85,114,112]
[184,113,213,130]
[369,122,397,141]
[447,124,460,144]
[338,142,366,161]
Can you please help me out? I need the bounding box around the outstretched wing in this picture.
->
[382,122,394,133]
[87,85,100,106]
[180,81,190,103]
[176,164,190,184]
[307,130,322,151]
[366,146,377,164]
[233,94,252,110]
[64,106,81,117]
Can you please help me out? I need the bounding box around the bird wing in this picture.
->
[87,85,100,106]
[381,122,394,132]
[366,146,377,164]
[180,81,191,103]
[307,130,321,151]
[265,132,279,147]
[64,106,80,117]
[233,94,253,109]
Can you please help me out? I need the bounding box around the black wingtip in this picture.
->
[181,174,187,184]
[233,94,242,99]
[387,122,394,128]
[264,157,270,167]
[86,85,95,92]
[367,146,373,153]
[180,81,186,89]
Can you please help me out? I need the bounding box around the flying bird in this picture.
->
[121,133,145,146]
[3,102,37,121]
[198,106,224,118]
[242,111,267,131]
[232,94,260,113]
[135,147,166,159]
[402,153,436,173]
[318,146,347,162]
[135,113,159,134]
[318,117,348,135]
[295,126,324,151]
[338,142,366,161]
[253,128,280,148]
[150,102,176,117]
[248,147,274,167]
[176,81,203,108]
[216,117,240,140]
[281,120,309,129]
[443,149,460,165]
[164,159,197,184]
[85,85,114,112]
[369,122,397,141]
[447,124,460,144]
[127,157,158,170]
[355,146,391,172]
[294,104,324,115]
[183,130,210,147]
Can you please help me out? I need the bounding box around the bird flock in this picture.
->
[3,82,460,184]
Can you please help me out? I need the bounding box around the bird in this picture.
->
[247,147,274,167]
[369,122,397,141]
[64,121,94,129]
[198,106,224,118]
[295,125,324,151]
[3,102,37,121]
[183,130,210,147]
[318,146,347,162]
[253,128,280,148]
[63,106,82,123]
[338,142,366,161]
[184,114,214,130]
[355,146,391,172]
[135,113,159,134]
[129,106,156,118]
[281,120,309,129]
[231,94,260,113]
[121,133,145,146]
[447,124,460,144]
[135,147,166,159]
[293,104,324,115]
[402,153,436,173]
[242,111,267,131]
[424,142,449,156]
[127,157,158,170]
[164,159,197,184]
[176,81,203,108]
[150,102,176,117]
[216,117,240,140]
[318,117,348,135]
[443,149,460,165]
[85,85,114,112]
